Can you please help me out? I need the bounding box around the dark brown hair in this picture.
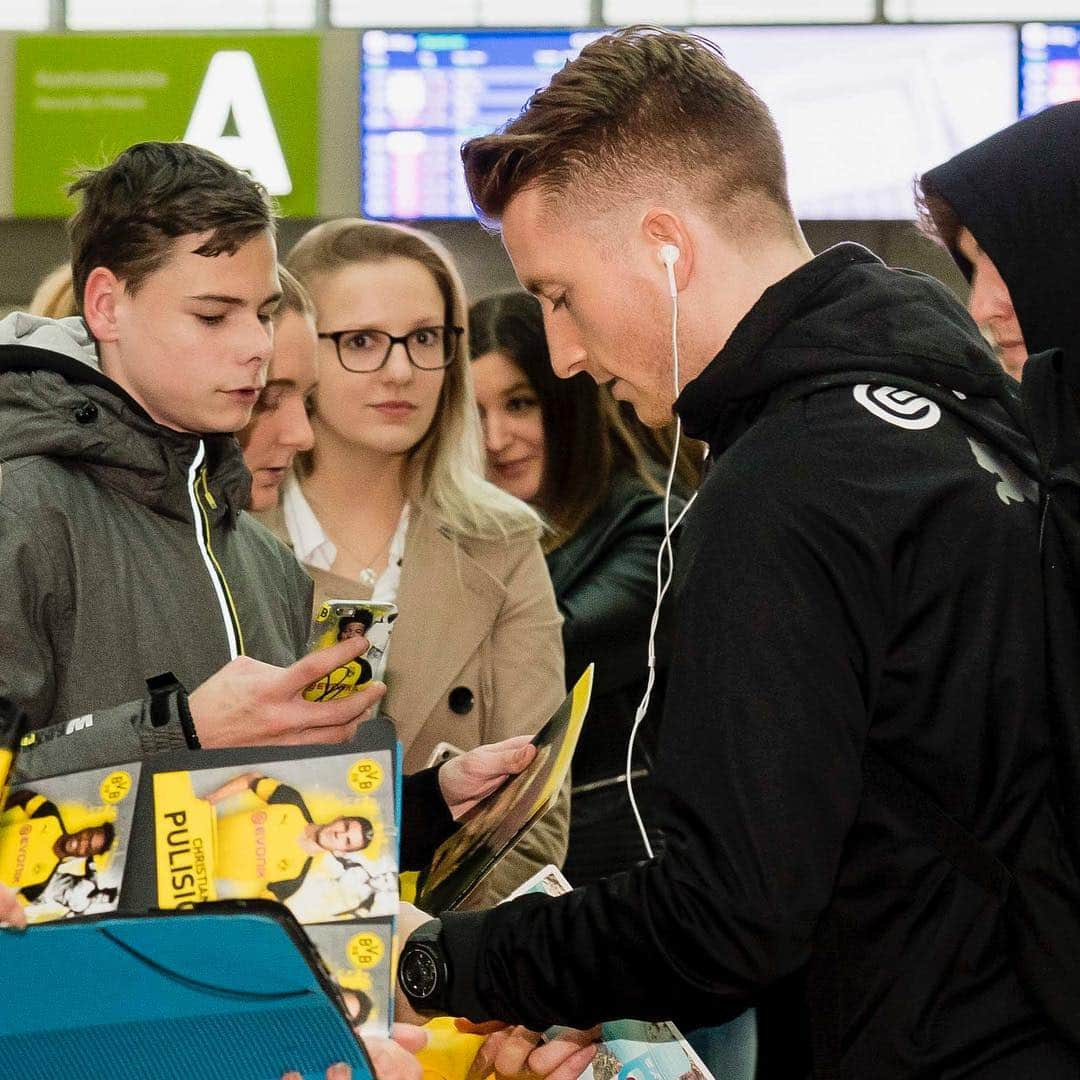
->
[67,141,275,314]
[461,26,793,231]
[617,402,706,496]
[470,290,698,549]
[913,175,964,262]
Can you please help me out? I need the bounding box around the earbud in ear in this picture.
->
[659,244,680,298]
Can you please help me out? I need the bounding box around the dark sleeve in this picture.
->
[263,780,314,824]
[4,788,35,811]
[287,559,315,661]
[401,766,457,872]
[439,465,888,1032]
[30,798,61,822]
[8,790,62,822]
[555,495,678,695]
[268,856,313,903]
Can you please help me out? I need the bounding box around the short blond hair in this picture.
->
[462,26,793,231]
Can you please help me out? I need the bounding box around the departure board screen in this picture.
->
[361,24,1018,221]
[361,29,604,220]
[1020,22,1080,116]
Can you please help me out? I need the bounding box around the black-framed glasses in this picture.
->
[318,325,464,373]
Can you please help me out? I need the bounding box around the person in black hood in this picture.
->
[917,101,1080,381]
[389,28,1080,1080]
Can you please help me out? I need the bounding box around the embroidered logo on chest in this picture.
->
[853,384,941,430]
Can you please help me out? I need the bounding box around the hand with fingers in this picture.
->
[280,1025,429,1080]
[189,635,387,748]
[458,1022,601,1080]
[438,735,538,820]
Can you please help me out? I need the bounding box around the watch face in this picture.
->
[401,942,439,1001]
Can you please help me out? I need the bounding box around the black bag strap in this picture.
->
[863,745,1012,902]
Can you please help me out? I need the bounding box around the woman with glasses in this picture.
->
[258,219,568,900]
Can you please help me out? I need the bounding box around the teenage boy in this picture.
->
[0,142,385,782]
[394,28,1080,1078]
[0,143,560,1080]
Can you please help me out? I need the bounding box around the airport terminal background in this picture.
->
[4,2,1080,313]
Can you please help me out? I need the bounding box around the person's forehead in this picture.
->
[472,351,527,394]
[502,187,567,282]
[316,257,443,325]
[155,229,279,296]
[269,311,318,387]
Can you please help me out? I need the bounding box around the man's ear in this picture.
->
[82,267,123,343]
[641,209,692,292]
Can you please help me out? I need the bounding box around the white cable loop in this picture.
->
[626,283,698,859]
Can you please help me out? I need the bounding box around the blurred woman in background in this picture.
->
[237,267,319,513]
[469,289,688,885]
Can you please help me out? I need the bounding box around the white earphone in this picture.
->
[659,243,680,298]
[625,238,698,860]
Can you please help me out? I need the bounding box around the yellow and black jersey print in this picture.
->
[213,779,314,903]
[0,792,65,902]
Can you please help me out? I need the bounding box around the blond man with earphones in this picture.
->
[395,26,1077,1080]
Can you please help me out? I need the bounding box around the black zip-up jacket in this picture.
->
[439,245,1078,1077]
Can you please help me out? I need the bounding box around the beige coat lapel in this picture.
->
[384,509,505,753]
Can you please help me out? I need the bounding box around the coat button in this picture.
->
[448,686,475,715]
[74,402,98,424]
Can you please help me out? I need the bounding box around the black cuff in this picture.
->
[401,766,458,871]
[176,688,199,749]
[146,672,199,750]
[439,909,491,1022]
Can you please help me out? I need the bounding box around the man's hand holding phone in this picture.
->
[189,635,386,748]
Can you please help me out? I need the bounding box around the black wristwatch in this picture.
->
[398,917,450,1015]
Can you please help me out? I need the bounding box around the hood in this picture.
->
[0,312,251,520]
[921,102,1080,361]
[676,243,1020,454]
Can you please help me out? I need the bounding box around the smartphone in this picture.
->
[425,741,465,769]
[302,599,398,703]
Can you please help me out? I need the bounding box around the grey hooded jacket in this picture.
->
[0,313,313,781]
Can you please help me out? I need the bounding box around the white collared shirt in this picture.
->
[280,474,410,603]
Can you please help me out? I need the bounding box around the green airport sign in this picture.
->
[14,34,320,217]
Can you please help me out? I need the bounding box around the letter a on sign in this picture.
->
[184,51,292,196]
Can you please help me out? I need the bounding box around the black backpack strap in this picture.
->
[863,745,1012,903]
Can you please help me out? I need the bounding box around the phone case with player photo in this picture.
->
[303,600,399,703]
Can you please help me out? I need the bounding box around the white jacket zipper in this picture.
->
[186,440,241,660]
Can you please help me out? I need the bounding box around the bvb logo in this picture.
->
[348,759,383,794]
[347,931,385,969]
[853,384,941,430]
[100,770,133,804]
